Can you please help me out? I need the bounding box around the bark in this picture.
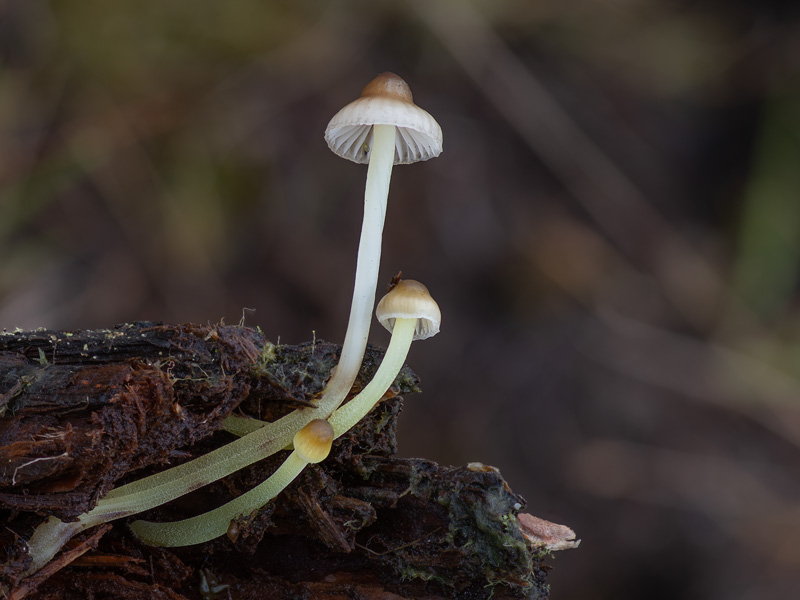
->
[0,322,576,599]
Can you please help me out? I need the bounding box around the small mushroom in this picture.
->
[292,418,335,464]
[327,279,440,437]
[128,419,335,547]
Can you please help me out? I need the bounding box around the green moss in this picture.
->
[256,340,277,369]
[399,565,451,586]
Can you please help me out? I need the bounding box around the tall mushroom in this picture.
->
[225,72,443,437]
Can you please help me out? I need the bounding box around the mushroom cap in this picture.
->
[376,279,441,341]
[324,72,443,165]
[293,419,334,464]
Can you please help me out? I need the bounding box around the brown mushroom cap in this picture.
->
[375,279,441,341]
[324,72,443,165]
[293,419,334,464]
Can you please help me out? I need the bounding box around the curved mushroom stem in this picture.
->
[327,317,415,437]
[129,451,308,547]
[127,319,417,548]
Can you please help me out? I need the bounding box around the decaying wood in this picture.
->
[0,322,577,599]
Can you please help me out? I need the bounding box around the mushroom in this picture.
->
[224,72,442,438]
[125,280,440,548]
[129,419,335,547]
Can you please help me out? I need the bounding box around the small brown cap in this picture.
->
[324,72,443,165]
[375,279,441,341]
[293,419,334,464]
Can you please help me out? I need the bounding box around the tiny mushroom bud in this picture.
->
[292,419,334,464]
[327,279,440,438]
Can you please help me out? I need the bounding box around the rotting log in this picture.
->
[0,322,578,599]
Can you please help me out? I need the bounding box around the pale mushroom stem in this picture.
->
[324,123,397,402]
[327,317,415,437]
[129,451,308,547]
[127,318,416,548]
[223,123,398,438]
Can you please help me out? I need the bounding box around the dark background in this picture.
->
[2,1,800,598]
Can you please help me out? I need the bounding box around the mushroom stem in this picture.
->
[222,125,397,439]
[25,267,407,571]
[129,451,308,547]
[328,316,415,437]
[304,123,398,407]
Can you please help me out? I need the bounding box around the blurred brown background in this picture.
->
[2,0,800,598]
